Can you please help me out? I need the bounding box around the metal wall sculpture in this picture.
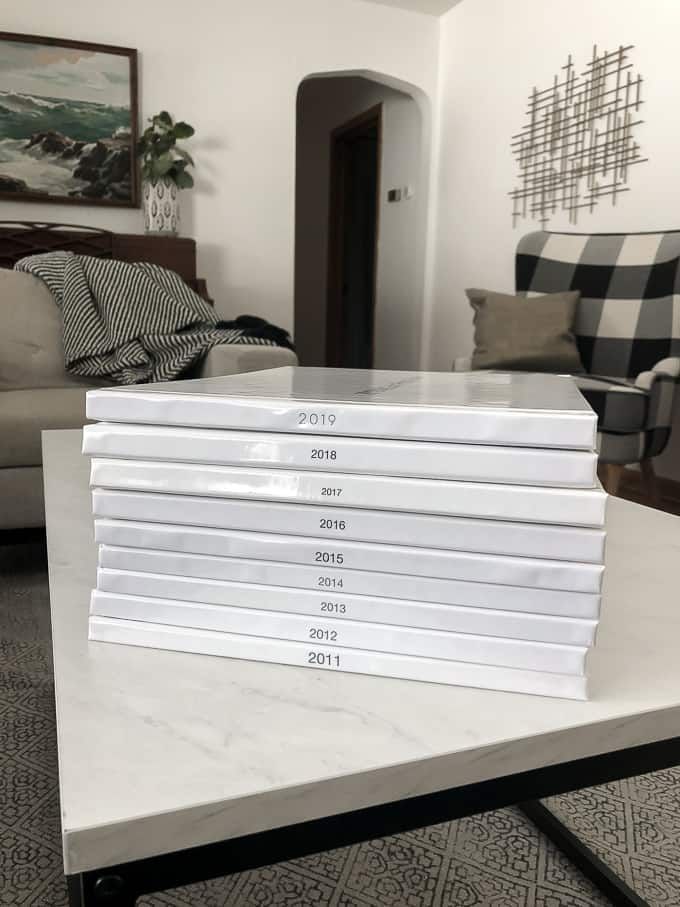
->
[510,45,646,226]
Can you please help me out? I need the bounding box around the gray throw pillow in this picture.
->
[466,288,585,373]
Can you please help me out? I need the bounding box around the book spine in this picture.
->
[91,490,607,563]
[90,591,587,674]
[86,391,597,450]
[90,584,597,645]
[97,563,601,619]
[82,423,598,488]
[88,616,589,700]
[89,459,607,527]
[94,519,604,594]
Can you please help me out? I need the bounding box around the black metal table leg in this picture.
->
[519,800,649,907]
[67,874,84,907]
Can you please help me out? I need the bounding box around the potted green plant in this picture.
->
[137,111,195,234]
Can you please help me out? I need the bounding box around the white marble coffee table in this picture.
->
[43,430,680,907]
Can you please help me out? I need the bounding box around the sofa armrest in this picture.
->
[452,356,472,372]
[196,344,298,379]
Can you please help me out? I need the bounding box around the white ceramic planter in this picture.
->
[143,178,180,234]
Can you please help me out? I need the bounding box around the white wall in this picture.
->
[294,76,425,369]
[375,90,427,370]
[428,0,680,478]
[0,0,439,337]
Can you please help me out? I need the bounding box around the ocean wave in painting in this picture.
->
[0,90,129,142]
[0,90,62,112]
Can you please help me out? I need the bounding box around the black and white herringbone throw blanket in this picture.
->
[15,251,292,384]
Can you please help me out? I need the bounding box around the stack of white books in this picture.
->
[83,367,607,700]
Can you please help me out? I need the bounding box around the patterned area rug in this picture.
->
[2,537,679,907]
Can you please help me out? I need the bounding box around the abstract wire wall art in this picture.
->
[510,45,646,226]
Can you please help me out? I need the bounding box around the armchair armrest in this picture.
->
[634,357,680,457]
[634,357,680,390]
[452,356,472,372]
[196,343,298,379]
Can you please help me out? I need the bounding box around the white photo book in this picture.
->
[82,422,598,488]
[86,367,597,450]
[91,489,608,564]
[90,591,588,675]
[89,459,607,527]
[97,563,601,618]
[88,616,589,700]
[94,519,604,594]
[90,586,598,646]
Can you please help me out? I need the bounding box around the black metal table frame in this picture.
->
[66,735,680,907]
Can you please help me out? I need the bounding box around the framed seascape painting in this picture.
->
[0,32,138,206]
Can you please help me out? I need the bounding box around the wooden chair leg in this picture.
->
[598,463,625,496]
[640,459,661,507]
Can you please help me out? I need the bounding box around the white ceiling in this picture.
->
[357,0,462,15]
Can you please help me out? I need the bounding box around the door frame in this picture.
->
[325,104,382,368]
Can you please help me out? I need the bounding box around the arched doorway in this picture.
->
[294,72,427,370]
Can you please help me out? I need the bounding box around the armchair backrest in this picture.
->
[516,231,680,378]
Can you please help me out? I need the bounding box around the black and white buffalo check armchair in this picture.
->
[455,231,680,501]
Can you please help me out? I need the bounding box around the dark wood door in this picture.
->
[326,106,381,368]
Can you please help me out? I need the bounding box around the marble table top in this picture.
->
[43,430,680,875]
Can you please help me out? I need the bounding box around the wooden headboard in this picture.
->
[0,221,209,297]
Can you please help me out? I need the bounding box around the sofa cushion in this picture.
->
[575,375,648,433]
[465,288,585,373]
[0,387,90,467]
[0,267,96,390]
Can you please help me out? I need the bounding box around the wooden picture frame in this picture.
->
[0,31,138,207]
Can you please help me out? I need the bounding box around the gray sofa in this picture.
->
[0,267,297,529]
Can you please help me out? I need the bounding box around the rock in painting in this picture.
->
[81,180,108,198]
[25,130,72,155]
[76,141,109,171]
[0,174,28,192]
[60,141,85,161]
[101,148,131,183]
